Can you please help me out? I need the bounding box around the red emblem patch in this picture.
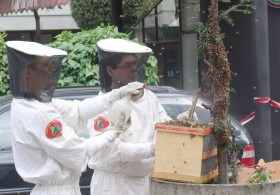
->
[94,116,109,132]
[45,120,62,139]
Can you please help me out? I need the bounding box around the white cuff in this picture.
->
[119,142,153,162]
[85,130,117,156]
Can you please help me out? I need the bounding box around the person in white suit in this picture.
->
[87,38,172,195]
[6,41,141,195]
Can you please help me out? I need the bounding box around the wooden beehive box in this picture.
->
[152,121,218,183]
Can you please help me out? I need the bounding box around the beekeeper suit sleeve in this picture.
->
[51,85,141,134]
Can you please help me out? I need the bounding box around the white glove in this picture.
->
[111,82,144,102]
[110,111,128,136]
[177,111,198,121]
[117,141,155,162]
[85,112,127,156]
[85,130,117,156]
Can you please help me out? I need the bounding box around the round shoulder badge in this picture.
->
[94,116,110,132]
[45,120,63,139]
[268,0,280,8]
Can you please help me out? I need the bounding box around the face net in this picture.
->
[97,39,152,92]
[6,41,66,102]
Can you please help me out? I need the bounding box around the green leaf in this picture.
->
[49,26,159,87]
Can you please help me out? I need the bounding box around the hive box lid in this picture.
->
[155,123,213,136]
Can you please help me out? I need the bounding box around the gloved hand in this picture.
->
[109,111,128,136]
[115,141,156,162]
[177,111,198,121]
[111,81,145,102]
[131,90,144,102]
[85,112,127,156]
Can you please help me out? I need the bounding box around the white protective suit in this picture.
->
[87,89,171,195]
[10,91,122,195]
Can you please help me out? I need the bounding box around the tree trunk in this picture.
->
[34,9,41,43]
[205,0,231,184]
[111,0,123,32]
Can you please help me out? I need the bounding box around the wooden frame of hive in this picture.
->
[152,123,218,183]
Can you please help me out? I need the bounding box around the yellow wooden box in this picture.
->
[152,123,218,183]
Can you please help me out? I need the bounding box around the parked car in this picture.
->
[0,86,255,194]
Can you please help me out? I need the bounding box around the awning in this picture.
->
[0,0,70,15]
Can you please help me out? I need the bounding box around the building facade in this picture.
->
[0,4,79,43]
[133,0,200,91]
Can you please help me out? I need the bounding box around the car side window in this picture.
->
[161,104,212,122]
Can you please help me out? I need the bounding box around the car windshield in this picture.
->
[0,110,12,151]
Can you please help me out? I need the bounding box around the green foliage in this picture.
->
[71,0,111,30]
[0,31,9,95]
[125,0,162,31]
[71,0,161,32]
[196,22,209,59]
[0,26,158,95]
[71,0,139,31]
[49,25,159,87]
[145,54,159,85]
[122,0,143,31]
[214,120,231,153]
[219,0,256,26]
[247,167,272,189]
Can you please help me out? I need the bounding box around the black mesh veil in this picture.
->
[6,41,67,102]
[97,38,152,92]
